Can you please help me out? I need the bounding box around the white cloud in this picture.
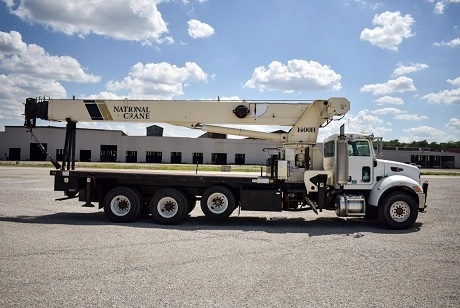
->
[0,30,99,120]
[360,11,414,51]
[392,62,429,76]
[394,114,429,121]
[360,76,416,95]
[430,0,460,14]
[187,19,214,39]
[106,61,208,99]
[0,30,27,57]
[0,32,100,83]
[447,77,460,86]
[372,108,402,115]
[446,118,460,130]
[374,96,404,105]
[317,109,392,141]
[423,89,460,104]
[372,107,429,121]
[0,74,67,119]
[83,92,126,100]
[352,0,384,10]
[433,38,460,47]
[403,126,443,138]
[422,77,460,104]
[244,60,342,93]
[3,0,169,44]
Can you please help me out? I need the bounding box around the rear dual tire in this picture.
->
[103,187,142,223]
[200,186,236,220]
[150,188,189,224]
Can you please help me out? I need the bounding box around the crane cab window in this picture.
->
[348,141,370,156]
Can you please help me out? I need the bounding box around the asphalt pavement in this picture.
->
[0,167,459,307]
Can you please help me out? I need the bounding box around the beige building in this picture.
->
[0,126,280,165]
[1,126,459,168]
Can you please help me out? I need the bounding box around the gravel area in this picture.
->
[0,167,459,307]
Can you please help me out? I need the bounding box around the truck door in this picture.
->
[347,140,374,186]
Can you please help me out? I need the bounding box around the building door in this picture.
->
[212,153,227,165]
[146,151,162,163]
[171,152,182,164]
[193,153,203,164]
[126,151,137,163]
[235,154,245,165]
[8,148,21,161]
[30,143,47,161]
[56,149,64,162]
[80,150,91,162]
[100,145,117,162]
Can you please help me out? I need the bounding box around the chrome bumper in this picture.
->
[418,181,429,211]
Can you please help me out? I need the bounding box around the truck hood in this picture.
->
[375,159,420,183]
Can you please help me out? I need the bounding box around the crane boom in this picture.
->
[24,97,349,143]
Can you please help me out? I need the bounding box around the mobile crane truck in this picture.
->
[24,96,428,229]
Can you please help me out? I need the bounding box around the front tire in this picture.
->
[150,188,188,224]
[103,187,142,223]
[200,186,235,220]
[378,192,418,229]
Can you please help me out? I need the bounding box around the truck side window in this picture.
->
[348,141,370,156]
[324,141,335,157]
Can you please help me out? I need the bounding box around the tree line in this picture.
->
[383,140,460,151]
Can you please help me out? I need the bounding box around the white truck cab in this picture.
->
[320,128,428,229]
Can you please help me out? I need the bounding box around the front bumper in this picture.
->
[418,181,429,212]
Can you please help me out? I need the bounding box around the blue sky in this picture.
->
[0,0,459,143]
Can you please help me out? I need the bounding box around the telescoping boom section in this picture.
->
[23,96,427,230]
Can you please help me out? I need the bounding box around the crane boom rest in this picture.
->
[23,96,427,229]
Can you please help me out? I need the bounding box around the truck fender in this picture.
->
[368,175,421,207]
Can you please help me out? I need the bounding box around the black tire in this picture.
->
[200,186,235,220]
[149,188,188,224]
[103,187,142,223]
[378,192,418,229]
[65,191,78,198]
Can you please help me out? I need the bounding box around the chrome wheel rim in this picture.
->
[110,195,131,216]
[389,200,410,222]
[207,193,228,214]
[157,197,178,218]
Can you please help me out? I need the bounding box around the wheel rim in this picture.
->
[110,195,131,217]
[207,192,228,214]
[389,200,410,222]
[157,197,178,218]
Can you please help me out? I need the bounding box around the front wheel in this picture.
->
[378,192,418,229]
[103,187,142,223]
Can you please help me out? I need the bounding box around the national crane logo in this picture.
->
[113,106,151,120]
[84,100,151,120]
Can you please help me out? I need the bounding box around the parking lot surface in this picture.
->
[0,167,459,307]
